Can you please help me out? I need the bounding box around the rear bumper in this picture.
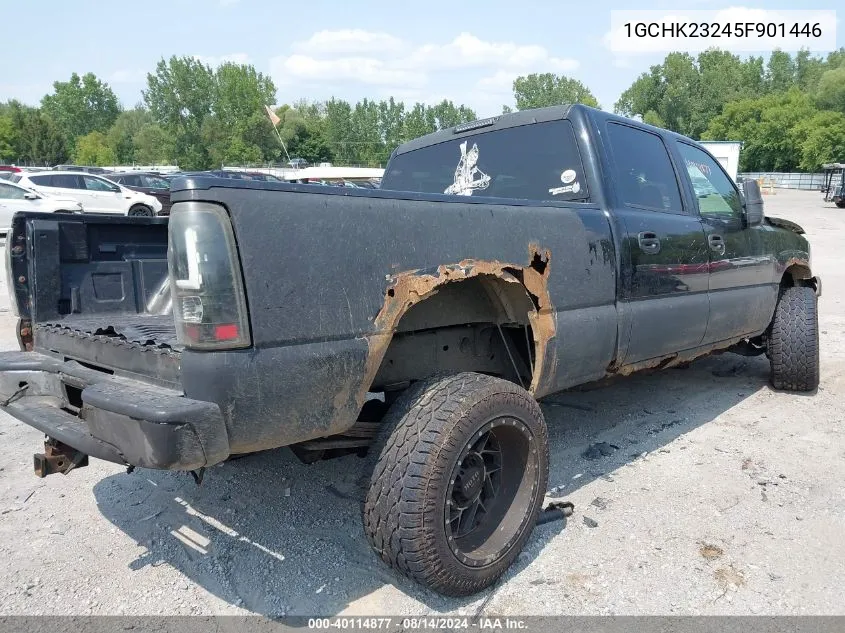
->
[0,351,229,470]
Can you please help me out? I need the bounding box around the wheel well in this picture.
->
[369,275,538,392]
[782,263,813,288]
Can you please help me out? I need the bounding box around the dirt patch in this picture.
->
[714,566,745,589]
[700,544,724,560]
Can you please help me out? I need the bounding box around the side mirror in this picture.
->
[24,192,38,200]
[742,179,764,226]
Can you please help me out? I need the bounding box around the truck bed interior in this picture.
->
[12,214,178,385]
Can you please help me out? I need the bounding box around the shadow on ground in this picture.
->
[93,352,776,618]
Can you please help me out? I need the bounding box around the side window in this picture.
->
[29,175,54,186]
[142,175,169,188]
[51,174,84,189]
[0,183,27,200]
[125,175,142,187]
[606,123,683,214]
[83,175,117,192]
[677,143,742,219]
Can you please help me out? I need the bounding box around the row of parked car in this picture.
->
[0,165,381,234]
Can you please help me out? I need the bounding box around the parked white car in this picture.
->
[0,180,84,234]
[11,171,162,217]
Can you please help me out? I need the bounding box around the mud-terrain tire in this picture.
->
[768,285,819,391]
[362,373,548,596]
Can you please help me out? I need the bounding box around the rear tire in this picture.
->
[128,205,154,217]
[836,201,845,209]
[768,285,820,391]
[363,373,548,596]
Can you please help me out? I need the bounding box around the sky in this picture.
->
[0,0,841,117]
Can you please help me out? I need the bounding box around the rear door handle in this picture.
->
[637,231,661,254]
[708,234,726,256]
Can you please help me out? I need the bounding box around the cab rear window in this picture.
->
[381,120,589,203]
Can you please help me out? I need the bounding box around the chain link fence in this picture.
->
[739,172,827,191]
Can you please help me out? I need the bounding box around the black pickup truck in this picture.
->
[0,105,820,596]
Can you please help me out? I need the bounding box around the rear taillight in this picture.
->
[168,202,251,350]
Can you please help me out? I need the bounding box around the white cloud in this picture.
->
[293,29,405,56]
[403,33,578,73]
[193,53,251,67]
[271,31,579,99]
[270,54,426,87]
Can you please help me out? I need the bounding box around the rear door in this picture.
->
[603,121,710,365]
[82,175,124,214]
[675,142,778,343]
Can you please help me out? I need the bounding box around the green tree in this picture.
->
[144,56,216,169]
[794,49,826,93]
[277,105,331,164]
[214,62,276,129]
[378,98,405,162]
[513,73,599,110]
[429,100,477,129]
[74,131,117,166]
[350,98,383,165]
[796,110,845,170]
[41,72,121,149]
[133,123,174,165]
[765,50,796,93]
[402,103,436,142]
[0,116,16,162]
[814,65,845,114]
[703,89,819,171]
[17,110,68,166]
[324,98,355,164]
[106,108,154,164]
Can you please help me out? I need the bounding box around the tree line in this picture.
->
[615,48,845,172]
[1,49,843,172]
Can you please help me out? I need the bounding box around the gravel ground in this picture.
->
[0,189,843,616]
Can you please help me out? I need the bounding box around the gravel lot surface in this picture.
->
[0,189,843,616]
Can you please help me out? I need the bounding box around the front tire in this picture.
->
[768,285,820,391]
[363,373,548,596]
[128,205,154,217]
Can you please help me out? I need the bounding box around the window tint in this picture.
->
[677,143,742,219]
[29,174,54,186]
[83,175,116,191]
[0,182,27,200]
[122,175,142,187]
[51,174,84,189]
[382,120,590,202]
[606,123,683,214]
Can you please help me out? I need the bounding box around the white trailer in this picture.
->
[700,141,742,182]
